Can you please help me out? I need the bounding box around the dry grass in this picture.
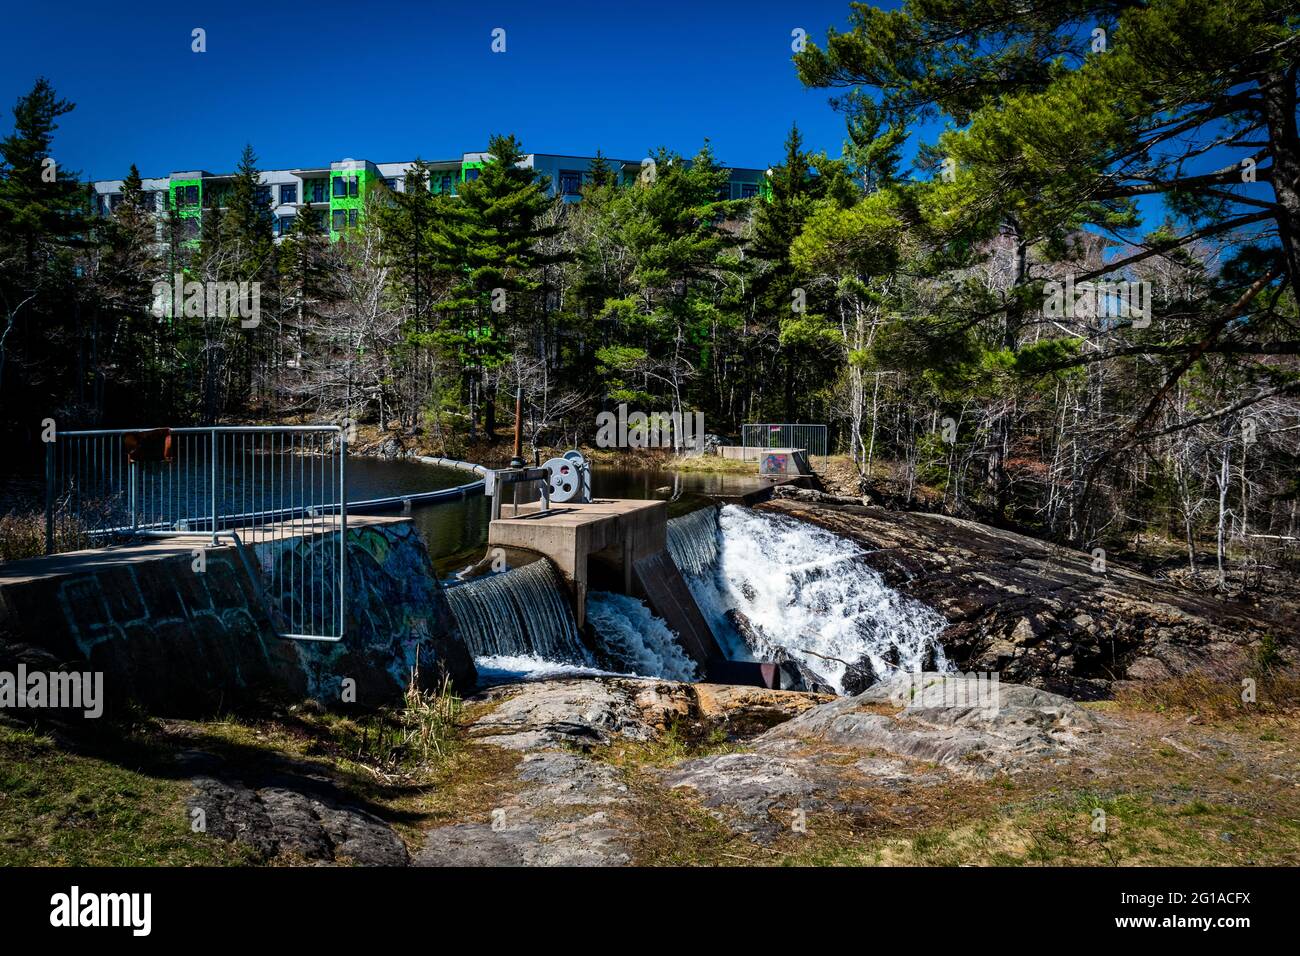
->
[0,508,96,561]
[1113,669,1300,720]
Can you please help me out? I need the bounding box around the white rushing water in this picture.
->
[585,592,699,681]
[453,504,948,694]
[448,560,697,682]
[445,559,592,663]
[673,504,950,693]
[473,654,624,683]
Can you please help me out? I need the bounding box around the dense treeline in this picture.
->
[1,0,1298,584]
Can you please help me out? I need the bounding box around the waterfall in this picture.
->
[445,559,592,664]
[677,504,950,693]
[667,506,721,576]
[585,592,698,681]
[449,504,948,695]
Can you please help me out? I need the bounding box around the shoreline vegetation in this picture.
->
[3,668,1296,866]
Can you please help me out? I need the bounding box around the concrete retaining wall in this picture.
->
[0,517,474,717]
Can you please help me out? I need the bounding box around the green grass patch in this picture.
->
[0,723,255,866]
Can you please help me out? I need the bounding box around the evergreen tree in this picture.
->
[432,134,563,436]
[223,143,274,279]
[0,78,89,423]
[91,161,165,418]
[593,143,739,435]
[376,158,454,427]
[279,199,331,380]
[0,77,87,268]
[750,123,842,420]
[796,0,1300,533]
[587,149,616,189]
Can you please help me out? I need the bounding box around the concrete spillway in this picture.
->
[486,498,724,668]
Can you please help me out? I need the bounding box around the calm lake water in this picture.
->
[345,458,768,571]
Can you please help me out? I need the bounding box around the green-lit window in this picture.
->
[332,210,345,231]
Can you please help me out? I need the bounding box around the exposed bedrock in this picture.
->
[763,488,1296,698]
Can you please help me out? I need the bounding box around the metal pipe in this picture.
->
[210,429,218,545]
[510,387,524,469]
[338,425,347,640]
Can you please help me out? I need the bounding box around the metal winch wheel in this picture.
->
[542,456,582,502]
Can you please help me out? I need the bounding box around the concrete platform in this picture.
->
[488,498,722,663]
[488,499,663,622]
[0,515,405,584]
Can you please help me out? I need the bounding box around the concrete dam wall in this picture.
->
[0,517,474,717]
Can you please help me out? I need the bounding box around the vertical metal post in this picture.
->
[44,438,55,555]
[338,426,348,634]
[210,428,218,545]
[129,459,138,532]
[510,387,524,469]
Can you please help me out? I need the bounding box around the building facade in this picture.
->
[89,152,772,244]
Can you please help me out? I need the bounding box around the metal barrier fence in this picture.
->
[45,425,346,641]
[740,423,828,459]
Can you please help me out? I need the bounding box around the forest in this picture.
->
[1,0,1298,584]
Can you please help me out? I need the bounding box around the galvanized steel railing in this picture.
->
[740,423,828,459]
[45,425,347,642]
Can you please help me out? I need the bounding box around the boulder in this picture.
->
[840,655,878,696]
[764,672,1097,777]
[189,773,409,865]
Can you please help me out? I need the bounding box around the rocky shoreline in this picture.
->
[763,487,1297,699]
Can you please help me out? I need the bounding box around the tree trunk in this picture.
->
[1261,67,1300,283]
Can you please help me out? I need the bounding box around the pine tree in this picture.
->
[0,78,90,417]
[750,123,841,420]
[432,133,563,436]
[591,143,739,436]
[223,143,274,279]
[795,0,1300,533]
[375,158,455,428]
[279,199,331,378]
[586,149,616,190]
[92,162,166,419]
[0,77,87,269]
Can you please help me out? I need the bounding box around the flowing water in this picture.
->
[445,564,700,682]
[443,559,590,662]
[669,504,950,693]
[366,458,948,692]
[585,592,699,681]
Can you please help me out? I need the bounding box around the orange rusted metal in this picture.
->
[123,428,174,463]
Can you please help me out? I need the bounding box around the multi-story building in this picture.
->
[88,151,772,243]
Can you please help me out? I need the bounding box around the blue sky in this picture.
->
[1,0,877,181]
